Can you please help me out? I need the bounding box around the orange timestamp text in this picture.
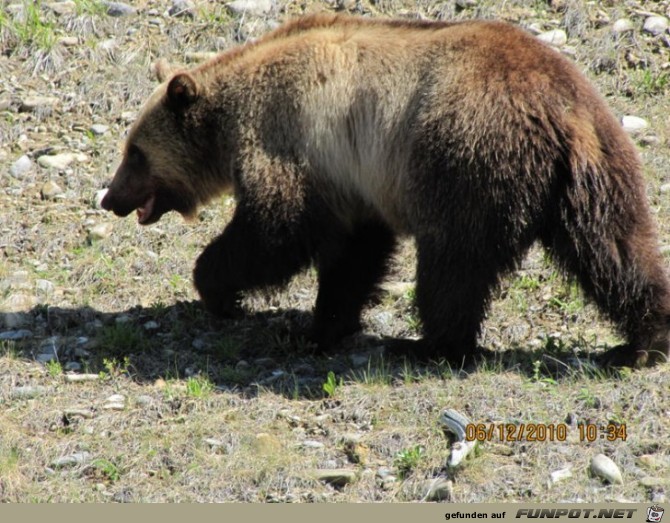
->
[465,423,627,442]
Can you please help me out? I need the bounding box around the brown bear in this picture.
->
[100,13,670,368]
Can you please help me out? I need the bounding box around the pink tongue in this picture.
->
[137,194,156,224]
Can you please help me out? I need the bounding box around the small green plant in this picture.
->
[531,360,558,386]
[10,1,57,50]
[355,358,393,386]
[99,323,147,356]
[45,360,63,379]
[322,371,343,398]
[213,337,242,360]
[394,445,424,479]
[634,69,669,97]
[185,375,214,398]
[89,458,120,482]
[0,340,19,359]
[73,0,106,16]
[0,445,20,476]
[99,357,131,380]
[577,387,600,408]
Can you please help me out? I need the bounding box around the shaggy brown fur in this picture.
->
[101,14,670,368]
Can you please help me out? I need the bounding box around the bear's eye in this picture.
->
[127,144,145,166]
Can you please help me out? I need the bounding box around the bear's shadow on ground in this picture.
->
[2,301,616,400]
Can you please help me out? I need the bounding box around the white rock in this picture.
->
[612,18,635,34]
[20,96,58,112]
[38,153,70,170]
[103,394,126,410]
[9,155,32,178]
[226,0,273,16]
[622,115,649,134]
[89,124,109,136]
[643,16,669,36]
[301,440,325,449]
[58,36,79,46]
[591,454,623,485]
[550,467,573,485]
[204,438,225,447]
[88,222,114,241]
[64,373,100,382]
[537,29,567,46]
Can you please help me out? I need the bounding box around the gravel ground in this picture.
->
[0,0,669,503]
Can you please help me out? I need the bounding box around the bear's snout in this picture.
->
[99,189,136,218]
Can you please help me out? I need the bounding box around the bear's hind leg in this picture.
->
[312,220,396,350]
[408,235,509,365]
[541,190,670,368]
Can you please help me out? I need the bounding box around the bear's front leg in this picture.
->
[193,204,312,318]
[193,238,243,317]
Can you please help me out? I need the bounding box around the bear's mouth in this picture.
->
[136,194,157,225]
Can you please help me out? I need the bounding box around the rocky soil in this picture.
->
[0,0,669,503]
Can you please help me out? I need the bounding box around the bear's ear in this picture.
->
[166,73,199,111]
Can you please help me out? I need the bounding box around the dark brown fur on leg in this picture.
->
[311,220,396,349]
[193,203,313,317]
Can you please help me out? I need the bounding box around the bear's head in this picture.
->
[101,63,229,225]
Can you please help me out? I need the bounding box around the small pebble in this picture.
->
[9,155,32,178]
[89,124,109,136]
[64,373,100,382]
[20,96,58,112]
[311,468,358,487]
[40,180,64,199]
[51,452,91,468]
[643,16,669,36]
[591,454,623,485]
[58,36,79,46]
[11,386,49,399]
[301,440,325,449]
[88,223,114,241]
[104,1,136,16]
[47,1,76,15]
[63,408,94,419]
[612,18,635,34]
[0,329,33,340]
[537,29,567,46]
[226,0,273,16]
[550,467,573,485]
[169,0,194,17]
[622,115,649,134]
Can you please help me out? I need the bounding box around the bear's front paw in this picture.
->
[310,316,361,352]
[197,288,243,318]
[599,339,669,369]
